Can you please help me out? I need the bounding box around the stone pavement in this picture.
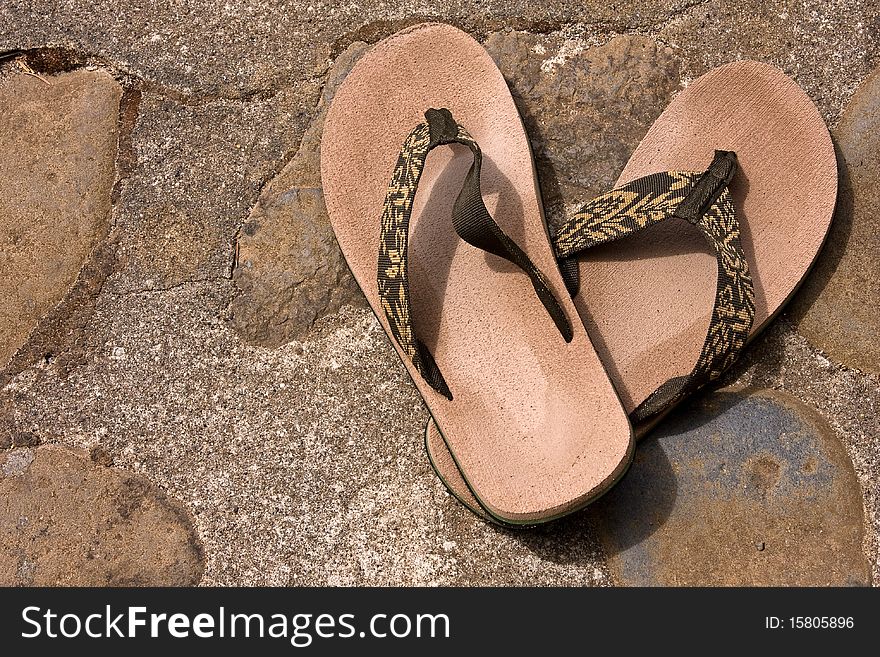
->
[0,1,878,585]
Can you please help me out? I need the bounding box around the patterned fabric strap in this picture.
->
[377,108,573,400]
[553,151,756,422]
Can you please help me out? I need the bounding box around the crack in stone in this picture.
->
[2,45,324,107]
[328,3,715,61]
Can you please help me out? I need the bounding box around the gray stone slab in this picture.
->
[0,1,707,97]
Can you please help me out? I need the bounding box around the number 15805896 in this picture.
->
[765,616,854,629]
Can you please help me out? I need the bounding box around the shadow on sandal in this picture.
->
[409,146,526,353]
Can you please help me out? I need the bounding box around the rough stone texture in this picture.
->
[486,32,681,224]
[106,81,321,295]
[0,1,879,586]
[0,69,119,368]
[657,1,879,122]
[0,445,203,585]
[791,65,880,374]
[595,389,870,586]
[0,1,751,98]
[230,44,365,346]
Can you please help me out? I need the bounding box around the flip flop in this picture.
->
[425,60,837,521]
[320,23,633,524]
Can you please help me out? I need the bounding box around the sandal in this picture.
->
[425,60,837,522]
[321,23,633,524]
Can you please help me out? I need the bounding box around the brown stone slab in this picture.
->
[0,69,119,367]
[0,445,203,586]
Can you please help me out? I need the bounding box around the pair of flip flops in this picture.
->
[321,23,837,525]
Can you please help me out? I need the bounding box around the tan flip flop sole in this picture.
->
[321,23,633,524]
[426,60,837,520]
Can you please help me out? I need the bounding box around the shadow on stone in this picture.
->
[589,431,680,553]
[507,89,568,229]
[788,65,880,373]
[787,138,854,326]
[727,319,789,390]
[591,389,870,586]
[505,429,678,567]
[502,508,608,568]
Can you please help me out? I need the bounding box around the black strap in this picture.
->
[377,108,573,400]
[426,110,573,345]
[674,150,738,222]
[552,151,755,422]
